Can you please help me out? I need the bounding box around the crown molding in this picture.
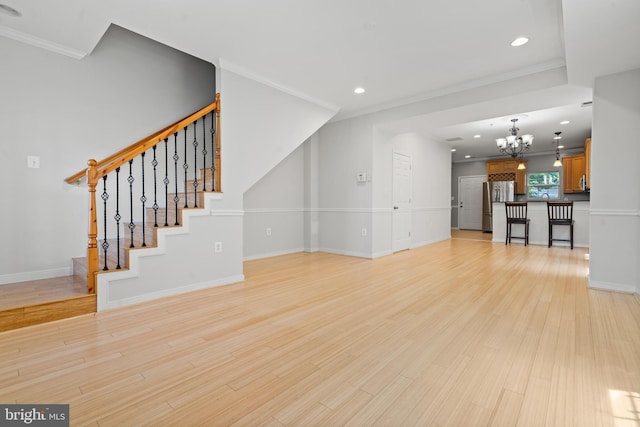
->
[332,59,567,122]
[0,25,87,59]
[218,58,340,113]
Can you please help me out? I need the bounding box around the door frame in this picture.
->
[392,151,412,253]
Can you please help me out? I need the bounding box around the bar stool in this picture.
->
[505,202,530,246]
[547,201,574,249]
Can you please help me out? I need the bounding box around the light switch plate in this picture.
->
[27,156,40,169]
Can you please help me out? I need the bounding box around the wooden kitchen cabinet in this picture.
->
[563,154,586,193]
[515,165,527,195]
[487,158,527,194]
[487,159,518,174]
[584,138,591,189]
[487,161,504,174]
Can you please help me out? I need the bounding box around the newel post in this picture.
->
[86,159,99,294]
[215,93,222,192]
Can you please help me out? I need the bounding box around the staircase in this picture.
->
[0,96,221,333]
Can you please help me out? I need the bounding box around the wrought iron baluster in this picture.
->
[101,175,109,270]
[192,120,199,208]
[183,128,188,208]
[163,138,169,227]
[114,167,121,269]
[173,133,180,225]
[152,145,159,228]
[210,110,216,191]
[128,159,135,248]
[140,151,147,247]
[202,114,207,192]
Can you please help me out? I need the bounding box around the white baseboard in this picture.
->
[371,250,394,259]
[243,248,306,261]
[491,237,589,248]
[317,247,374,259]
[411,237,450,249]
[588,279,636,294]
[0,267,72,285]
[98,274,244,311]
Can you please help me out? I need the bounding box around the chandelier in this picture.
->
[496,118,533,158]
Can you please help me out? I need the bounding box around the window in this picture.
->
[527,171,560,199]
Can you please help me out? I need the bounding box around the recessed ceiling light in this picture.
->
[0,3,21,17]
[465,155,471,159]
[560,120,570,125]
[473,134,481,138]
[510,37,529,47]
[354,87,365,94]
[553,135,562,140]
[450,148,457,152]
[558,145,565,149]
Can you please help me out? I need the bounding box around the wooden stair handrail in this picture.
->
[65,95,219,184]
[72,93,221,294]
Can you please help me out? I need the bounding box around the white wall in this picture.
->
[243,144,306,260]
[373,131,451,255]
[219,69,337,209]
[589,68,640,293]
[314,112,451,258]
[98,61,337,308]
[96,194,244,310]
[303,133,320,253]
[317,116,375,257]
[0,25,216,284]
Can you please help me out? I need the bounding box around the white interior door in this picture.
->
[392,152,412,252]
[458,175,485,230]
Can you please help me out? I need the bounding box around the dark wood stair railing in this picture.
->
[65,93,221,294]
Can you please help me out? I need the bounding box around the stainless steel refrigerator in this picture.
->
[482,181,515,232]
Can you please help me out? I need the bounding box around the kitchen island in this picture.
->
[492,201,590,247]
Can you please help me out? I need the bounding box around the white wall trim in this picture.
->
[219,58,340,113]
[244,208,305,214]
[97,192,238,310]
[99,274,245,311]
[412,206,451,212]
[317,247,374,259]
[0,24,87,59]
[318,208,380,214]
[492,239,589,249]
[317,207,450,214]
[410,236,451,249]
[588,279,636,294]
[243,248,306,261]
[209,209,244,216]
[0,267,72,286]
[332,60,567,122]
[590,209,640,217]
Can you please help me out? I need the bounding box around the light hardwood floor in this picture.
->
[0,276,88,311]
[1,237,639,426]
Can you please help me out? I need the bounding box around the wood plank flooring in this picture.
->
[1,236,639,426]
[0,275,89,310]
[0,275,95,332]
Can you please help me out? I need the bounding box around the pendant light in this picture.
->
[552,132,562,167]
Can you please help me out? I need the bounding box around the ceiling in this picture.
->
[2,0,639,162]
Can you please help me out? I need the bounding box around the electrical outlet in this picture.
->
[214,242,222,253]
[266,227,272,236]
[361,228,367,237]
